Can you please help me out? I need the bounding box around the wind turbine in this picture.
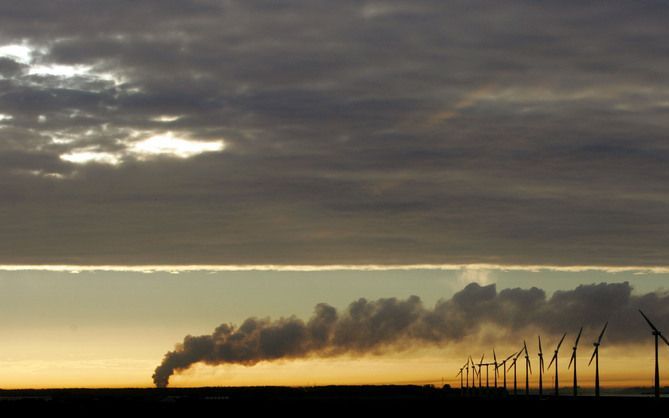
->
[524,340,532,396]
[639,310,669,398]
[508,350,523,396]
[465,358,470,389]
[469,355,476,389]
[484,361,490,388]
[493,349,499,388]
[538,336,544,397]
[568,327,583,397]
[547,332,567,397]
[499,352,516,391]
[478,354,485,389]
[457,366,464,389]
[588,322,608,398]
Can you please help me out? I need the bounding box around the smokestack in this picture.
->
[153,282,669,387]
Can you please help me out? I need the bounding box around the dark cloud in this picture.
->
[0,57,25,78]
[153,282,669,387]
[0,1,668,265]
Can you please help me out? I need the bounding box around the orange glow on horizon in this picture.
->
[0,346,665,390]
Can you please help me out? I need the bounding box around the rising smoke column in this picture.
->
[153,282,669,387]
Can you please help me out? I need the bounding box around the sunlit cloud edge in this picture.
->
[0,264,668,274]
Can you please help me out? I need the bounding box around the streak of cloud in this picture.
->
[2,264,669,274]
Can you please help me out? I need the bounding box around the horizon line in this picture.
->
[0,263,668,274]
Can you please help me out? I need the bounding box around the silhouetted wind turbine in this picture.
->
[499,352,515,391]
[457,366,464,389]
[547,332,567,397]
[465,358,470,389]
[524,340,532,396]
[493,349,499,388]
[508,350,523,395]
[639,310,669,398]
[478,354,485,389]
[469,355,476,388]
[538,336,544,397]
[484,361,490,388]
[588,322,608,398]
[567,327,583,397]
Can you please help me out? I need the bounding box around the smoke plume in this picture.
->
[153,282,669,387]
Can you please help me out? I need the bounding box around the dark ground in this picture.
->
[0,385,666,415]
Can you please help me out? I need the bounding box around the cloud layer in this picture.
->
[153,282,669,387]
[1,1,668,265]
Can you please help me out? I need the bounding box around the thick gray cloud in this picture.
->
[0,1,668,265]
[153,282,669,387]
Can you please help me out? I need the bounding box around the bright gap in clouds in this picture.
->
[28,63,93,78]
[151,115,182,122]
[128,133,225,159]
[60,151,122,166]
[0,43,124,85]
[0,44,33,63]
[59,133,225,166]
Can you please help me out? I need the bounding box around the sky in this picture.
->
[1,1,669,389]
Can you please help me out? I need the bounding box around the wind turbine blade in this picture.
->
[660,333,669,347]
[456,369,462,377]
[523,340,528,355]
[588,347,597,366]
[507,361,514,373]
[493,348,497,364]
[567,352,575,370]
[597,322,608,344]
[547,353,556,370]
[574,326,583,348]
[479,354,485,365]
[528,358,532,375]
[556,332,567,351]
[540,357,544,373]
[504,353,515,363]
[639,310,659,333]
[538,335,543,354]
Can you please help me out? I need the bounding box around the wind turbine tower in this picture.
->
[508,350,523,396]
[547,333,567,397]
[568,327,583,397]
[465,358,470,389]
[639,310,669,398]
[493,349,498,388]
[478,354,485,389]
[485,362,490,388]
[524,340,532,396]
[538,336,544,397]
[500,352,515,391]
[588,322,608,398]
